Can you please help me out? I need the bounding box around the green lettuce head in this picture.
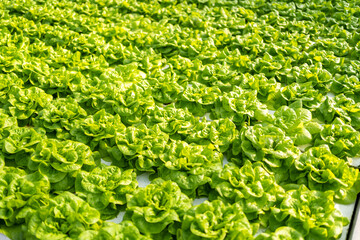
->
[28,139,98,191]
[24,192,102,240]
[77,221,150,240]
[179,200,254,240]
[269,185,349,239]
[158,140,223,197]
[0,167,50,226]
[6,86,52,120]
[124,179,192,238]
[273,103,321,145]
[70,109,125,150]
[210,161,284,224]
[290,145,360,204]
[113,124,169,171]
[0,126,46,167]
[232,124,300,182]
[75,165,137,220]
[34,97,87,139]
[313,118,360,158]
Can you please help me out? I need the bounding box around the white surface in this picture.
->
[192,197,208,206]
[327,92,336,98]
[336,202,356,240]
[350,202,360,240]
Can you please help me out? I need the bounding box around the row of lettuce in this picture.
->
[1,97,359,239]
[1,0,360,117]
[2,76,360,155]
[1,0,360,239]
[0,162,352,239]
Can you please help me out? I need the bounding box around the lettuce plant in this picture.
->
[28,139,98,191]
[210,161,284,224]
[70,109,125,150]
[269,185,349,239]
[232,124,300,182]
[0,127,46,167]
[273,103,322,145]
[178,200,254,240]
[316,94,360,130]
[211,88,273,125]
[158,141,223,196]
[5,86,52,120]
[0,110,17,140]
[0,167,50,226]
[24,192,102,240]
[75,165,137,220]
[113,124,169,171]
[290,145,360,203]
[77,221,150,240]
[34,97,87,138]
[124,179,192,238]
[313,118,360,158]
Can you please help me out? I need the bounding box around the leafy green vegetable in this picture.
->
[209,161,284,225]
[77,221,150,240]
[331,74,360,95]
[5,86,52,120]
[178,200,254,240]
[314,118,360,158]
[34,97,87,139]
[24,192,102,240]
[273,102,321,145]
[255,227,303,240]
[274,82,325,110]
[70,109,125,150]
[0,110,17,140]
[113,124,169,171]
[290,145,360,203]
[0,0,360,238]
[28,139,98,191]
[211,88,273,126]
[75,165,137,220]
[316,94,360,130]
[124,179,192,238]
[0,167,50,226]
[269,185,349,239]
[0,127,46,167]
[158,141,223,196]
[232,124,300,182]
[185,118,237,152]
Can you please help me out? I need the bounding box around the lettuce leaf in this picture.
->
[77,221,150,240]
